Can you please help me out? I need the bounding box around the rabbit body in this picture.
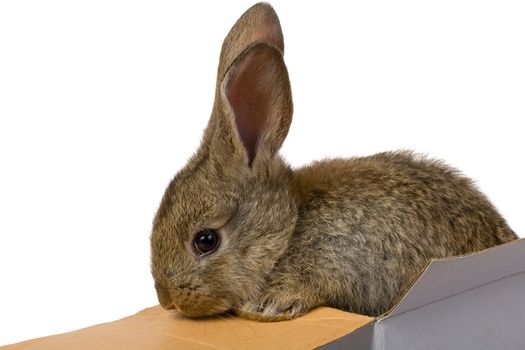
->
[263,152,516,318]
[150,3,517,321]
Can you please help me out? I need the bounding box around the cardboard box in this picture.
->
[3,238,524,350]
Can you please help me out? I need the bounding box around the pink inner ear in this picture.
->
[226,46,274,164]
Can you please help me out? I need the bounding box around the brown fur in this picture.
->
[150,3,517,321]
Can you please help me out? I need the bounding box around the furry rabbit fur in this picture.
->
[150,3,517,321]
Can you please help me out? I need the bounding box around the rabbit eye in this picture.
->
[193,229,220,256]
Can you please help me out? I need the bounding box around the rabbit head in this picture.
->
[150,3,296,318]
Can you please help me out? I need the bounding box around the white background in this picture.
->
[1,0,524,345]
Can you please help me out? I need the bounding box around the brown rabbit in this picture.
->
[150,3,517,321]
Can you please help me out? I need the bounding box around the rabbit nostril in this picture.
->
[155,283,175,310]
[164,301,176,310]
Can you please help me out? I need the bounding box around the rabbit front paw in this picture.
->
[238,289,313,322]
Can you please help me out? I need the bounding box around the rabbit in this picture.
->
[150,2,517,321]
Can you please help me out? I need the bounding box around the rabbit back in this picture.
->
[282,150,516,316]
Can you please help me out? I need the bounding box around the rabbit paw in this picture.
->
[238,290,313,322]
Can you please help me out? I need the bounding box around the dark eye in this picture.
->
[193,229,220,256]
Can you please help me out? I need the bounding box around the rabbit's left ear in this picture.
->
[217,3,284,83]
[221,42,292,166]
[200,3,291,167]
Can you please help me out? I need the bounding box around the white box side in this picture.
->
[320,322,375,350]
[384,238,525,318]
[378,271,525,350]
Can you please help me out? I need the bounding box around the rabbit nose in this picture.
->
[155,283,175,310]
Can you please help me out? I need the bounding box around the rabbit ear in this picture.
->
[220,42,292,166]
[217,3,284,83]
[198,4,290,168]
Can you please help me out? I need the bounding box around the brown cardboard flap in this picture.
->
[383,237,525,319]
[3,306,373,350]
